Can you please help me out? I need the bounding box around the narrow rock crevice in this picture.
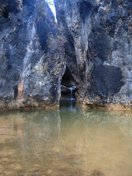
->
[78,1,92,22]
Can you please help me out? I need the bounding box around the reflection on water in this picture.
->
[0,107,132,176]
[60,100,77,113]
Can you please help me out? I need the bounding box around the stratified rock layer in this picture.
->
[0,0,65,110]
[55,0,132,109]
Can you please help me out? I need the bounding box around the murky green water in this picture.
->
[0,104,132,176]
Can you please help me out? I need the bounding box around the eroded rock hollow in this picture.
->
[0,0,132,110]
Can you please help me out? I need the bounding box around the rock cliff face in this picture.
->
[0,0,65,110]
[0,0,132,110]
[55,0,132,109]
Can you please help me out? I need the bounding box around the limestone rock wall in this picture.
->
[0,0,132,110]
[55,0,132,108]
[0,0,65,110]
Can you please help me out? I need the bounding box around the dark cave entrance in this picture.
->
[61,66,77,101]
[13,85,18,99]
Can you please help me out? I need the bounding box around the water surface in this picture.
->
[0,105,132,176]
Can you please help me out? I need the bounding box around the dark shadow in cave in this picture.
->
[14,85,18,99]
[2,7,10,18]
[61,66,77,101]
